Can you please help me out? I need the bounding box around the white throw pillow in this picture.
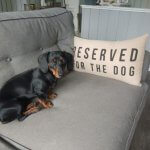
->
[74,35,148,86]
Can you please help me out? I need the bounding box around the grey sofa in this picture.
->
[0,8,150,150]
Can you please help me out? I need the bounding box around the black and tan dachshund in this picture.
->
[0,51,73,124]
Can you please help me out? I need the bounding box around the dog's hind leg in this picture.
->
[23,106,39,116]
[18,106,39,122]
[0,101,22,124]
[20,98,53,121]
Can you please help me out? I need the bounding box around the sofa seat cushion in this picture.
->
[0,72,149,150]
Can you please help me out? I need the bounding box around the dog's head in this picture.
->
[38,51,74,78]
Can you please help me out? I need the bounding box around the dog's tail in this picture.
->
[0,101,22,124]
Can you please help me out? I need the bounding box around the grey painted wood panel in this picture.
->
[126,12,142,38]
[97,9,110,40]
[89,8,99,39]
[138,13,150,50]
[134,0,141,8]
[147,0,150,9]
[81,8,91,38]
[126,11,150,50]
[129,0,135,8]
[1,0,7,11]
[105,10,119,40]
[81,6,150,51]
[141,0,148,8]
[130,0,150,9]
[0,0,3,12]
[116,11,131,40]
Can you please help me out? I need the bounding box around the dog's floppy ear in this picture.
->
[62,51,74,71]
[38,52,49,73]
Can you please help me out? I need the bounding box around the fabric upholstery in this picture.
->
[0,8,74,87]
[142,51,150,82]
[0,72,149,150]
[74,35,148,86]
[0,141,12,150]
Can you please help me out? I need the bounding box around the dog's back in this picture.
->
[0,69,37,102]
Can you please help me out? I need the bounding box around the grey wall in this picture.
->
[0,0,41,12]
[15,0,41,11]
[0,0,13,12]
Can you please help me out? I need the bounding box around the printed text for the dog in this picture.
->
[74,47,138,77]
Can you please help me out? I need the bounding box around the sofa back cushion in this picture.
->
[74,35,148,86]
[0,8,74,87]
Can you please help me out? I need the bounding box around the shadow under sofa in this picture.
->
[0,8,150,150]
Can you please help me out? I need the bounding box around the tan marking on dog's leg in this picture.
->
[23,106,39,115]
[26,103,36,110]
[48,91,57,99]
[45,101,54,108]
[37,99,53,109]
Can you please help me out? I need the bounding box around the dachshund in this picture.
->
[0,51,73,124]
